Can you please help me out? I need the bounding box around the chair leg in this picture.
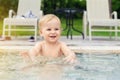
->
[89,24,92,41]
[83,11,87,39]
[83,22,87,39]
[2,24,6,38]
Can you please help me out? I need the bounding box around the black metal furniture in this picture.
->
[55,8,84,40]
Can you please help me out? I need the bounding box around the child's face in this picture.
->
[40,18,61,43]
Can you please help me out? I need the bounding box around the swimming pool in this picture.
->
[0,51,120,80]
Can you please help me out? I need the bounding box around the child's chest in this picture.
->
[41,45,62,57]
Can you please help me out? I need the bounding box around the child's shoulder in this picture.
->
[35,41,44,46]
[58,41,67,46]
[36,41,45,44]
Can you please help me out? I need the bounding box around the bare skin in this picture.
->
[20,14,77,64]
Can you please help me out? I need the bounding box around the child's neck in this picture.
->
[44,41,59,45]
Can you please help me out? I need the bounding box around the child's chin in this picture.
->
[49,39,58,42]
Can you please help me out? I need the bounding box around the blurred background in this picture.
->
[0,0,120,20]
[0,0,120,36]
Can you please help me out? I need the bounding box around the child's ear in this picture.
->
[39,30,43,36]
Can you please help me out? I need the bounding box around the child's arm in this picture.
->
[60,42,77,64]
[20,42,41,62]
[20,51,31,62]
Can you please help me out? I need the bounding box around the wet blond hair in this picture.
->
[39,14,61,30]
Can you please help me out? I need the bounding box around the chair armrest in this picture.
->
[9,9,16,18]
[111,11,117,19]
[39,10,43,18]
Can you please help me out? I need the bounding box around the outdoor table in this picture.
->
[55,8,84,40]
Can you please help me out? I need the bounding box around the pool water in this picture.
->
[0,51,120,80]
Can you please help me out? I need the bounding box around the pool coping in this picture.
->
[1,45,120,54]
[1,36,120,54]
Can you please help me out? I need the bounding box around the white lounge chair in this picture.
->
[2,0,43,41]
[83,0,120,40]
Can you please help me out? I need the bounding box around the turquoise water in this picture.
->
[0,51,120,80]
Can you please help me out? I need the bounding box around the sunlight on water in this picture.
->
[0,51,120,80]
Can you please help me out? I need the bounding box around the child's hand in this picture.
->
[20,51,32,63]
[63,55,77,64]
[20,51,29,58]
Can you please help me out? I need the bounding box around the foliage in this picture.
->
[0,0,18,19]
[112,0,120,18]
[42,0,86,14]
[0,0,86,19]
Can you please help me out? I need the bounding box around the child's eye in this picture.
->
[47,29,51,31]
[55,28,59,31]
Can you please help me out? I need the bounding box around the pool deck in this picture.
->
[1,36,120,53]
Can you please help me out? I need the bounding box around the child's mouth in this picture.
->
[49,36,56,38]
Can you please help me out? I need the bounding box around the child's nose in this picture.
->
[51,30,55,33]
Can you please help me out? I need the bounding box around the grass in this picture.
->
[0,18,120,37]
[60,18,83,36]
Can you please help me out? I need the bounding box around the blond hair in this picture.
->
[39,14,61,29]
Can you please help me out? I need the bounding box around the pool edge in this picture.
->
[1,46,120,54]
